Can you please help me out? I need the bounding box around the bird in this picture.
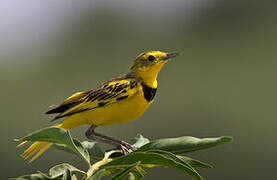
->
[18,51,179,162]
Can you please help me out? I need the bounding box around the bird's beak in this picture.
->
[161,52,180,60]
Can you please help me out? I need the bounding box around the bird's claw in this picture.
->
[118,141,137,154]
[105,141,137,154]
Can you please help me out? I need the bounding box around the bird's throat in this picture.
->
[140,74,158,88]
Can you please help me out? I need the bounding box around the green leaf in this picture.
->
[110,162,141,180]
[61,169,78,180]
[52,143,76,155]
[140,150,202,178]
[129,170,146,180]
[62,169,71,180]
[9,172,54,180]
[134,166,146,177]
[177,155,213,169]
[87,169,106,180]
[49,163,86,179]
[53,140,104,161]
[102,151,202,180]
[82,141,104,160]
[145,149,212,169]
[10,164,85,180]
[137,136,233,154]
[16,127,91,165]
[130,134,150,149]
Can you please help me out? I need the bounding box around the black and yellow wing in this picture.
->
[46,76,138,120]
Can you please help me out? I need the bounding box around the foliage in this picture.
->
[12,127,232,180]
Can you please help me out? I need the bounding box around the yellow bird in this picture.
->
[18,51,179,162]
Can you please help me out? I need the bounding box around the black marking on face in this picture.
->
[116,95,129,101]
[141,82,157,102]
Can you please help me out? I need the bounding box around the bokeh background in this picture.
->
[1,0,276,179]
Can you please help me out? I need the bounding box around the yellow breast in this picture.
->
[91,89,152,125]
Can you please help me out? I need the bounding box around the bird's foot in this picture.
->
[119,141,137,154]
[105,141,137,154]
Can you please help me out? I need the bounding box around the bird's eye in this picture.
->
[148,55,155,62]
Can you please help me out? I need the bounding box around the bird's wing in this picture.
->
[45,92,88,114]
[46,77,138,120]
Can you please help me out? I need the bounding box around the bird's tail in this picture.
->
[17,123,72,162]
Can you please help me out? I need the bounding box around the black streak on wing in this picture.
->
[51,100,111,121]
[46,101,82,114]
[86,83,129,102]
[130,81,137,89]
[141,82,157,102]
[86,89,102,101]
[114,84,128,92]
[51,108,91,121]
[116,95,129,101]
[98,102,107,107]
[98,93,112,101]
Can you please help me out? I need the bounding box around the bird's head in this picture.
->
[130,51,179,87]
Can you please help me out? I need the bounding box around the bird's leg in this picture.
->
[85,125,118,147]
[85,125,136,154]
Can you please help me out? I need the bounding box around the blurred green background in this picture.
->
[1,0,276,179]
